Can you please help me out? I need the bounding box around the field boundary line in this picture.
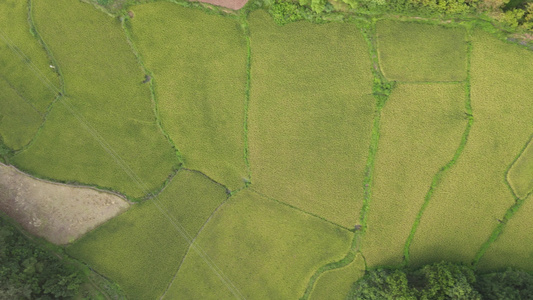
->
[472,134,533,267]
[160,193,233,299]
[120,17,184,165]
[5,6,246,298]
[250,189,353,231]
[402,27,474,266]
[241,14,252,185]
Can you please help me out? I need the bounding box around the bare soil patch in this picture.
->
[194,0,248,10]
[0,163,129,244]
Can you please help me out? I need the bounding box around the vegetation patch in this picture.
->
[310,253,366,300]
[12,0,178,198]
[376,20,468,82]
[248,10,374,228]
[362,83,467,267]
[126,2,248,191]
[67,170,228,300]
[507,137,533,199]
[164,189,352,299]
[408,29,533,267]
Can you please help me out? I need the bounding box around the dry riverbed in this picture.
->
[0,163,130,244]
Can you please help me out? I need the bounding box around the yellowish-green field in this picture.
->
[164,189,352,299]
[12,0,178,198]
[126,2,248,190]
[67,170,228,300]
[376,20,467,82]
[362,83,467,267]
[310,254,366,300]
[477,193,533,271]
[248,10,374,228]
[408,29,533,267]
[507,138,533,199]
[0,79,43,149]
[0,0,58,149]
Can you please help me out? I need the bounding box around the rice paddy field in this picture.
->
[362,83,467,267]
[126,2,248,191]
[248,10,374,228]
[1,0,533,299]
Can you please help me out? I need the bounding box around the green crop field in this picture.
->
[362,83,467,267]
[11,0,178,198]
[408,29,533,268]
[248,10,374,228]
[67,170,228,300]
[2,0,533,298]
[507,138,533,199]
[164,189,352,299]
[310,254,366,300]
[0,0,58,149]
[477,193,533,271]
[376,20,467,82]
[0,79,43,149]
[126,2,248,191]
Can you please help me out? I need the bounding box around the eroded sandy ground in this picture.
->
[196,0,248,10]
[0,163,130,244]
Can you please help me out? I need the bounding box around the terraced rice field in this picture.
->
[362,83,467,267]
[507,138,533,199]
[309,254,366,300]
[408,29,533,267]
[164,190,352,299]
[126,2,248,191]
[248,10,374,228]
[1,0,533,299]
[376,20,467,82]
[67,170,228,300]
[11,0,178,198]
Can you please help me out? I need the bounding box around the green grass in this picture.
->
[408,29,533,267]
[362,83,467,267]
[126,2,248,190]
[11,0,178,198]
[507,137,533,199]
[0,0,58,113]
[476,194,533,271]
[248,10,374,228]
[309,253,366,300]
[0,79,43,149]
[67,170,228,300]
[164,189,352,299]
[376,20,467,82]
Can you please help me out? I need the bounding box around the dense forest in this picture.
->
[348,262,533,299]
[0,217,83,299]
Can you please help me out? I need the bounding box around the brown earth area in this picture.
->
[0,163,130,245]
[194,0,248,10]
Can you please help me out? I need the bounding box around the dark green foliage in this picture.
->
[0,217,83,299]
[476,268,533,299]
[412,262,481,299]
[270,0,305,25]
[349,269,416,299]
[348,262,533,299]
